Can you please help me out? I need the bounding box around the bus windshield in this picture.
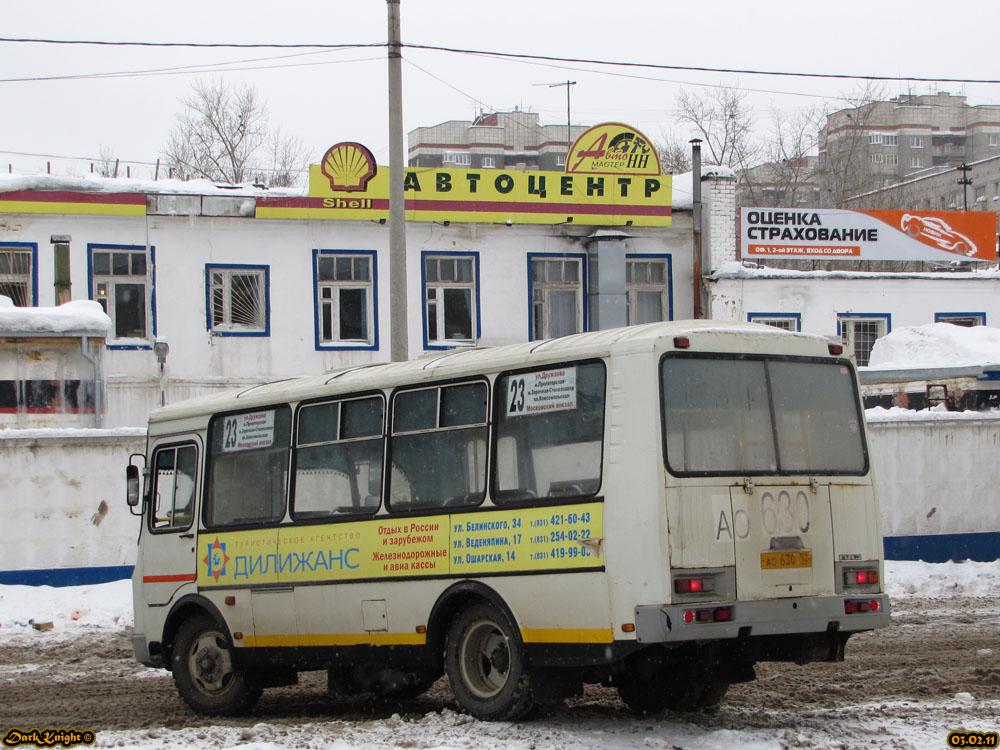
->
[661,355,867,476]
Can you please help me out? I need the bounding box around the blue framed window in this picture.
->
[205,264,270,337]
[0,242,38,306]
[748,312,801,332]
[528,252,587,341]
[313,249,378,351]
[837,313,890,367]
[88,243,156,349]
[934,312,985,327]
[626,254,673,324]
[422,251,481,349]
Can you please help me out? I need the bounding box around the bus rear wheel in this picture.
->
[445,603,534,721]
[616,647,729,714]
[172,614,261,716]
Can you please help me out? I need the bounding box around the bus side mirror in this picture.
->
[126,464,141,507]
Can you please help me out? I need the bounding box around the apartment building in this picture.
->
[408,109,588,171]
[820,91,1000,185]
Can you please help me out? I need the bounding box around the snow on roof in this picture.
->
[670,165,736,210]
[867,322,1000,370]
[712,260,1000,281]
[0,169,727,210]
[0,297,111,336]
[0,173,302,199]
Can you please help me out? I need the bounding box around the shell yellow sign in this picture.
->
[257,125,671,227]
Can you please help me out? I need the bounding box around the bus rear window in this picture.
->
[661,355,866,476]
[494,361,606,502]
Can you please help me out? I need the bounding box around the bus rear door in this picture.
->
[730,482,835,600]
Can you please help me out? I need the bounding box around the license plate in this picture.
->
[761,550,813,569]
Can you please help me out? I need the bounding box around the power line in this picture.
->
[0,37,382,51]
[2,36,1000,86]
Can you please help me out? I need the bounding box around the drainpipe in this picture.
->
[79,335,103,428]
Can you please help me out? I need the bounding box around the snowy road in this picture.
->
[1,561,999,749]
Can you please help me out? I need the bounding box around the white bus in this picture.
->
[126,321,889,720]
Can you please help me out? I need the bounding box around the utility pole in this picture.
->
[957,163,972,211]
[386,0,408,362]
[550,81,576,157]
[690,139,703,319]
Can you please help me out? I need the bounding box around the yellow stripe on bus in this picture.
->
[242,632,426,648]
[519,628,614,644]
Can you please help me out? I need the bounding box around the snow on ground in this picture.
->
[1,561,998,749]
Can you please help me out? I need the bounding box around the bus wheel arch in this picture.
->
[431,583,534,721]
[161,595,229,663]
[171,612,262,716]
[426,581,519,666]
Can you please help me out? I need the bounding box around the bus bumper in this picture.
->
[634,594,890,644]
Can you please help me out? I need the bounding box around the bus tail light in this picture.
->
[673,336,690,349]
[683,606,732,624]
[828,343,844,355]
[674,577,714,594]
[850,570,879,585]
[844,599,879,614]
[844,568,879,587]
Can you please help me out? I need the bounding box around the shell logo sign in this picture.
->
[320,142,377,192]
[257,124,671,227]
[566,123,661,176]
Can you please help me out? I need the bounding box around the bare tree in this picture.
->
[739,106,823,208]
[163,80,307,186]
[254,128,307,188]
[654,134,692,174]
[816,83,889,208]
[674,86,762,171]
[95,145,120,178]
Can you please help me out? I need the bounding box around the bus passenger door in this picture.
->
[141,441,200,606]
[729,483,835,600]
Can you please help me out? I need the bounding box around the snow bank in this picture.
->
[0,298,111,336]
[884,560,1000,598]
[0,579,132,637]
[867,322,1000,369]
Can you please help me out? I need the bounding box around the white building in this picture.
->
[0,129,723,428]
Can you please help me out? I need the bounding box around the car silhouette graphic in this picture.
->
[900,213,977,256]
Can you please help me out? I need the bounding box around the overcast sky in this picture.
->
[4,0,1000,181]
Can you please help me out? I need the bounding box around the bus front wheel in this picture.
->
[444,603,534,721]
[171,614,261,716]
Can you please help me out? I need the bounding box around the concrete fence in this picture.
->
[2,415,996,585]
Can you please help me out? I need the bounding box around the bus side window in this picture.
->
[151,444,197,531]
[494,361,606,503]
[389,381,488,511]
[293,395,385,519]
[204,407,291,527]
